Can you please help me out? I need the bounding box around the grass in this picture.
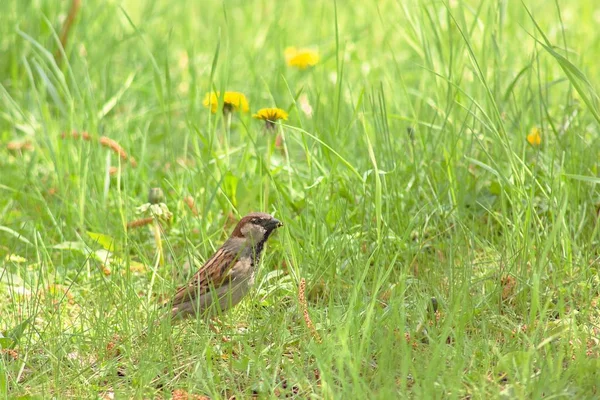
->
[1,0,600,398]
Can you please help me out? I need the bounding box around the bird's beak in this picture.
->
[269,218,283,229]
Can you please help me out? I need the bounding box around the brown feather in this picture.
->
[170,247,239,306]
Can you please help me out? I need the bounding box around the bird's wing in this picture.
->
[169,246,239,306]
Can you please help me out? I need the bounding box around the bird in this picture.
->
[167,212,283,319]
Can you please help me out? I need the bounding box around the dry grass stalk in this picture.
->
[6,141,34,152]
[61,130,91,141]
[99,136,127,160]
[55,0,82,63]
[299,278,322,343]
[61,131,137,167]
[183,196,199,216]
[127,217,154,230]
[99,136,137,167]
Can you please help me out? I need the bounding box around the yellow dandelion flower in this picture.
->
[203,91,249,114]
[253,107,288,130]
[527,127,542,146]
[203,92,219,113]
[253,107,288,121]
[285,47,319,69]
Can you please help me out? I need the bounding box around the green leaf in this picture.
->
[524,3,600,125]
[223,172,239,207]
[496,350,533,379]
[0,372,5,397]
[0,336,14,349]
[87,231,116,252]
[0,226,32,245]
[563,174,600,184]
[53,241,90,255]
[489,180,502,196]
[1,317,32,349]
[97,71,137,119]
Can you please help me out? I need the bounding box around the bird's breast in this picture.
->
[230,257,254,280]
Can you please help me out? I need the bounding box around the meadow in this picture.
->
[1,0,600,398]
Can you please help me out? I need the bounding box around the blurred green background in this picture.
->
[1,0,600,398]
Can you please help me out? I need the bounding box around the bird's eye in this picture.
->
[251,218,258,223]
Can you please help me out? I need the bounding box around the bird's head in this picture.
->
[230,212,283,245]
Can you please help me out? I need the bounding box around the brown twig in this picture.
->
[299,278,322,343]
[55,0,82,63]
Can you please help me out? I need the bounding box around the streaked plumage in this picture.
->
[168,212,282,318]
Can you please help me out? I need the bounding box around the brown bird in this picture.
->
[168,212,283,319]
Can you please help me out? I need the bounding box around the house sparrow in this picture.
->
[168,212,283,319]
